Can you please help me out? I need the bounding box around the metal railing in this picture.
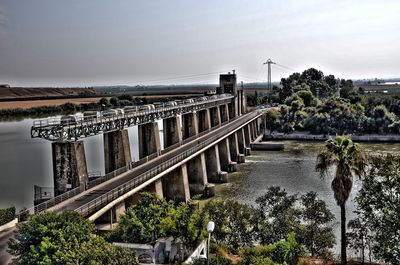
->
[74,110,263,217]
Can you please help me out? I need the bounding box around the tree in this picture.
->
[299,192,335,257]
[356,154,400,264]
[316,135,368,265]
[346,216,374,264]
[204,199,254,250]
[8,211,137,265]
[264,108,281,134]
[254,186,300,245]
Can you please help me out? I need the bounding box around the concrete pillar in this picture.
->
[249,122,255,141]
[104,129,132,174]
[244,125,252,156]
[114,201,126,223]
[198,109,211,133]
[228,102,236,120]
[138,122,161,159]
[218,138,236,173]
[52,141,88,196]
[220,104,229,123]
[163,117,182,148]
[229,133,239,162]
[187,153,208,195]
[125,179,164,208]
[162,164,190,202]
[210,107,221,128]
[182,112,198,140]
[236,130,246,163]
[205,144,222,183]
[252,120,257,139]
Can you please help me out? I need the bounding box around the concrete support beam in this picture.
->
[162,164,190,202]
[163,117,182,149]
[138,122,161,159]
[114,201,126,223]
[209,107,221,128]
[229,133,239,163]
[252,120,257,139]
[220,104,229,123]
[250,122,255,141]
[205,145,222,183]
[125,179,164,208]
[198,109,211,133]
[244,125,251,147]
[218,138,236,172]
[52,141,88,196]
[187,153,208,196]
[237,129,246,154]
[228,102,236,120]
[182,112,198,140]
[104,129,132,174]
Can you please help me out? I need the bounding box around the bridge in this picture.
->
[26,72,266,227]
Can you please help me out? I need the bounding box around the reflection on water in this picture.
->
[215,140,400,254]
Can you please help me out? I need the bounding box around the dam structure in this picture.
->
[28,72,266,226]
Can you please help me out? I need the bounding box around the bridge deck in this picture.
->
[49,110,264,217]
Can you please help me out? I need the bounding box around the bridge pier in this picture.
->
[205,145,226,183]
[244,125,252,156]
[162,164,190,202]
[52,141,88,196]
[198,109,211,133]
[220,104,229,123]
[209,107,221,127]
[103,129,132,174]
[187,153,208,196]
[229,133,245,164]
[218,138,236,172]
[236,130,246,163]
[138,122,161,159]
[182,112,198,140]
[163,117,182,149]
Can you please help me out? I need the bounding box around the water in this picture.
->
[215,141,400,254]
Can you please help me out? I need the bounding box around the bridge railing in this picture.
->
[74,110,263,217]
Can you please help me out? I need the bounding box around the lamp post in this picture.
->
[207,221,215,265]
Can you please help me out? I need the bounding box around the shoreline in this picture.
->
[264,131,400,143]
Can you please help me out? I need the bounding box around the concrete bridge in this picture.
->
[27,72,266,226]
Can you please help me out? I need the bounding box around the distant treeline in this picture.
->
[0,94,187,121]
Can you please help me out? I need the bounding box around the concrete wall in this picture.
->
[186,153,208,195]
[163,117,182,148]
[182,112,198,140]
[162,164,190,202]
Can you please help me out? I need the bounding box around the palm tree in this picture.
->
[316,135,367,265]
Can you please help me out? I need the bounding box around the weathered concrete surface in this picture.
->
[198,109,211,133]
[251,142,284,150]
[187,153,208,195]
[220,104,229,123]
[114,201,126,223]
[204,145,221,183]
[138,122,161,159]
[228,133,239,162]
[182,112,198,140]
[52,141,88,196]
[163,117,182,148]
[104,129,132,174]
[209,107,221,127]
[237,129,246,154]
[218,138,232,172]
[244,125,251,147]
[162,164,190,202]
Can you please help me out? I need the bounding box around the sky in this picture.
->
[0,0,399,87]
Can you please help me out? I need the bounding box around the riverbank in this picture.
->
[264,131,400,143]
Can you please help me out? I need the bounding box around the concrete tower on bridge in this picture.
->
[219,70,246,118]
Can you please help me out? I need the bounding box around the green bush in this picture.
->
[0,207,16,225]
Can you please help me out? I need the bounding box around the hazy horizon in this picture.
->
[0,0,399,87]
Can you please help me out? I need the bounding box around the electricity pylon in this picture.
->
[263,59,276,90]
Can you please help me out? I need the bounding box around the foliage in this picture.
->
[106,193,207,248]
[298,192,335,257]
[316,135,367,265]
[346,216,374,264]
[264,108,281,134]
[254,186,300,245]
[239,233,305,265]
[356,154,400,264]
[8,211,138,265]
[204,199,254,250]
[0,207,16,226]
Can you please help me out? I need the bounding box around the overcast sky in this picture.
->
[0,0,399,87]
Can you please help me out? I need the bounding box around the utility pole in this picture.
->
[263,59,276,90]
